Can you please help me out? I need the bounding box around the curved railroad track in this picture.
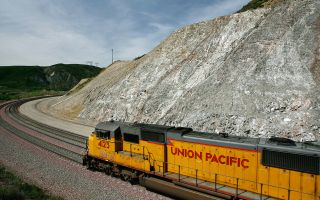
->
[0,98,225,200]
[0,98,87,164]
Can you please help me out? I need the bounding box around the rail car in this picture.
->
[83,121,320,200]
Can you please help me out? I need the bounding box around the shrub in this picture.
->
[238,0,271,12]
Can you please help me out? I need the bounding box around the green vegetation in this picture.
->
[0,64,102,100]
[237,0,284,13]
[0,165,62,200]
[44,64,101,90]
[0,89,65,101]
[133,54,145,61]
[47,64,101,80]
[0,66,46,91]
[238,0,269,12]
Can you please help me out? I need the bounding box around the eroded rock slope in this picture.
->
[50,0,320,141]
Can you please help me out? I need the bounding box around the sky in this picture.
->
[0,0,250,67]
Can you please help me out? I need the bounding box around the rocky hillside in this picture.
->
[0,64,101,99]
[49,0,320,141]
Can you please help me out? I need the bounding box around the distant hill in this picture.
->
[44,64,102,90]
[0,64,102,100]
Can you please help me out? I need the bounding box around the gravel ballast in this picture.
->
[0,126,170,200]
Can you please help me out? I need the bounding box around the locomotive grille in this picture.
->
[262,149,320,174]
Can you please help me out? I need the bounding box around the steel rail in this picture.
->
[12,99,87,144]
[8,102,86,148]
[0,99,83,164]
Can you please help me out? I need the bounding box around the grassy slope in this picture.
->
[237,0,283,12]
[0,64,102,100]
[0,66,49,100]
[0,66,47,90]
[0,165,62,200]
[47,64,101,80]
[45,64,102,90]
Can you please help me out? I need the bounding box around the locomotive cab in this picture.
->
[83,121,122,167]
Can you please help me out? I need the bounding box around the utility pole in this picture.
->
[111,49,114,64]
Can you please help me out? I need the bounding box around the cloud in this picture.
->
[0,0,249,67]
[0,0,107,65]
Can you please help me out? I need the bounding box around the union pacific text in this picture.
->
[170,147,249,168]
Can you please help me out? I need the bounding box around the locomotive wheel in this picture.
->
[122,174,130,181]
[89,159,97,171]
[105,168,111,175]
[86,160,91,170]
[128,177,136,185]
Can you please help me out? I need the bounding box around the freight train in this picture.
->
[82,121,320,200]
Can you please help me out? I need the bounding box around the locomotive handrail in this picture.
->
[126,142,156,162]
[91,137,317,199]
[116,140,316,198]
[156,160,317,199]
[133,153,316,199]
[111,140,157,168]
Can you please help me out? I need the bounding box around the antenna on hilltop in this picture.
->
[111,49,114,64]
[86,61,93,66]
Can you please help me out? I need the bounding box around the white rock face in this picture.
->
[51,0,320,141]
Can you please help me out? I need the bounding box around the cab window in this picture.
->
[123,133,139,144]
[96,130,111,139]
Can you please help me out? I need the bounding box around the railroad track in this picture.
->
[9,100,87,148]
[0,98,226,200]
[0,98,86,164]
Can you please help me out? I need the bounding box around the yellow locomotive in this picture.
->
[83,121,320,200]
